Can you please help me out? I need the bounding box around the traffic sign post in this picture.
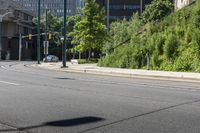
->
[18,34,22,61]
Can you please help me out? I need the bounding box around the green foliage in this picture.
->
[69,0,107,59]
[33,11,63,45]
[78,58,98,64]
[99,0,200,72]
[67,14,82,33]
[99,45,132,68]
[163,33,179,60]
[173,48,198,72]
[102,19,131,54]
[193,0,200,27]
[142,0,174,23]
[33,11,62,33]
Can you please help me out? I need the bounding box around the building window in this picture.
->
[14,11,20,19]
[24,13,28,20]
[24,27,28,35]
[8,39,11,49]
[109,5,140,10]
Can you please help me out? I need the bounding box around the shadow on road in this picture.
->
[55,77,76,80]
[0,116,105,132]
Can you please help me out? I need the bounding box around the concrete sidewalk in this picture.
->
[32,62,200,82]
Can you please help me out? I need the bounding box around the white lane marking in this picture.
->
[0,81,20,86]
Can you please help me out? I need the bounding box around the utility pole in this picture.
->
[62,0,67,67]
[107,0,110,31]
[37,0,41,64]
[44,8,48,62]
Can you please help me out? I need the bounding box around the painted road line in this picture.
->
[0,81,20,86]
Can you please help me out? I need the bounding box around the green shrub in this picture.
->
[99,0,200,72]
[78,58,98,64]
[163,33,179,60]
[173,48,198,71]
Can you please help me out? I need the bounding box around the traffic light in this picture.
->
[48,32,52,40]
[28,34,32,40]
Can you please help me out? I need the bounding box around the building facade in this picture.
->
[175,0,195,10]
[76,0,84,10]
[96,0,153,22]
[13,0,79,16]
[0,0,35,60]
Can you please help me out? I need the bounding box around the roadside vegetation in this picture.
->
[99,0,200,72]
[33,0,200,72]
[33,0,106,62]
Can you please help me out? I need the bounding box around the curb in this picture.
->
[30,64,200,83]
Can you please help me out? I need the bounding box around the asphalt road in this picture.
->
[0,61,200,133]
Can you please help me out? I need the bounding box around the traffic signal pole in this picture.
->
[18,33,47,61]
[45,8,48,62]
[62,0,67,67]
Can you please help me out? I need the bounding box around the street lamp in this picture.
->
[0,11,12,60]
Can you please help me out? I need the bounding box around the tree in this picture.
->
[142,0,174,23]
[67,15,81,33]
[102,19,131,54]
[33,11,63,45]
[33,11,63,57]
[69,0,107,59]
[67,14,82,59]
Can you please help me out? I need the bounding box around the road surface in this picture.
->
[0,61,200,133]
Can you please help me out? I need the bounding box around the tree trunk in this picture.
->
[88,49,91,60]
[79,52,81,60]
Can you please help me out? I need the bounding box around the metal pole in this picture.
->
[19,34,22,61]
[107,0,110,31]
[0,21,2,60]
[140,0,143,15]
[62,0,67,67]
[45,8,48,62]
[146,52,150,70]
[37,0,41,64]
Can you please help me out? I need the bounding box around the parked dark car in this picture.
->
[43,55,59,62]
